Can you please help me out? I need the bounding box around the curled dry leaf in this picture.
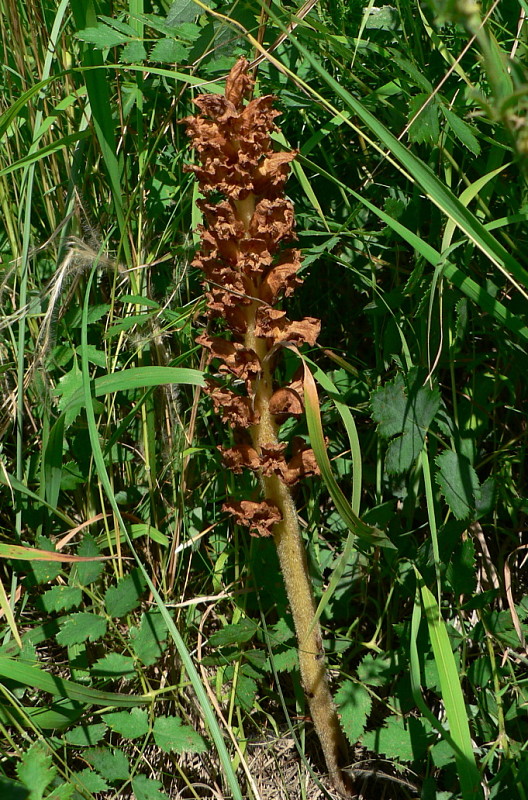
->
[283,439,320,485]
[259,249,303,303]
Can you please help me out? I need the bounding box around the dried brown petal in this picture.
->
[225,57,254,107]
[283,439,320,486]
[197,334,262,381]
[223,499,282,537]
[249,198,296,246]
[259,442,288,478]
[260,249,303,303]
[198,200,245,240]
[255,307,321,346]
[268,387,304,420]
[220,444,260,473]
[239,238,274,277]
[253,151,296,195]
[205,380,259,428]
[193,94,237,123]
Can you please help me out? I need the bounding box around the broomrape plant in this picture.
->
[182,58,351,796]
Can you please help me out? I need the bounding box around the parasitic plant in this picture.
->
[183,58,351,796]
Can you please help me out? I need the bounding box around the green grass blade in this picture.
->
[0,657,151,707]
[0,131,90,178]
[299,155,528,344]
[285,30,528,296]
[0,699,83,730]
[305,356,362,515]
[60,365,205,421]
[417,572,483,799]
[302,358,390,547]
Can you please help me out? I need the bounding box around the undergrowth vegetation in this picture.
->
[1,1,528,798]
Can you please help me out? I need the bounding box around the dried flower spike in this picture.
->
[183,58,351,796]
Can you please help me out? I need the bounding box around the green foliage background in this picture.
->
[1,0,528,798]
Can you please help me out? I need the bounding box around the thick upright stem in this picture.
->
[240,194,349,794]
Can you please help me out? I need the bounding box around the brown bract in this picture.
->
[205,380,259,428]
[269,387,304,420]
[222,499,282,537]
[196,334,262,382]
[255,308,321,346]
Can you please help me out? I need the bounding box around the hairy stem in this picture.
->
[239,191,350,794]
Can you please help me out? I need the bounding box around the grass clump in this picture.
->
[1,1,528,799]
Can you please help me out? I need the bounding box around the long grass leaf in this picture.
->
[417,573,483,799]
[302,358,390,547]
[61,365,204,420]
[0,657,150,707]
[0,577,22,648]
[284,31,528,296]
[0,544,109,562]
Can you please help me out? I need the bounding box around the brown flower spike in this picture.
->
[183,59,351,795]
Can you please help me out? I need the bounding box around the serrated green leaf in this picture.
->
[46,784,74,800]
[104,568,146,617]
[229,671,257,712]
[208,620,258,647]
[76,25,131,48]
[166,0,204,25]
[362,715,427,762]
[91,652,136,679]
[98,14,137,36]
[357,654,397,687]
[102,708,149,739]
[335,680,372,745]
[371,372,440,473]
[269,618,295,645]
[56,612,107,646]
[64,723,107,747]
[25,536,62,585]
[408,93,440,144]
[53,363,83,411]
[441,105,481,156]
[268,646,298,672]
[153,716,208,754]
[17,741,54,800]
[149,38,189,63]
[177,22,202,41]
[435,450,481,520]
[60,460,85,490]
[75,535,104,585]
[79,344,106,367]
[38,586,82,613]
[72,769,109,794]
[130,611,168,666]
[131,774,169,800]
[84,747,130,781]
